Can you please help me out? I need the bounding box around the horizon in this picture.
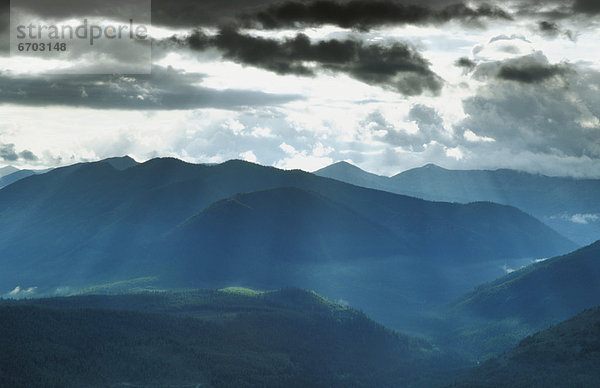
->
[0,155,593,179]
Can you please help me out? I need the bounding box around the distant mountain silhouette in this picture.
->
[101,155,139,170]
[0,157,577,333]
[0,169,37,188]
[315,161,397,192]
[316,162,600,245]
[0,165,19,178]
[452,305,600,387]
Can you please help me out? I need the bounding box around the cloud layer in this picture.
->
[0,66,300,110]
[241,0,511,30]
[177,27,443,96]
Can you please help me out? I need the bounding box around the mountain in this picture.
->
[315,161,396,192]
[155,187,401,284]
[0,157,576,333]
[0,288,458,387]
[435,240,600,360]
[316,162,600,245]
[0,169,39,188]
[452,306,600,387]
[0,156,134,189]
[0,165,18,178]
[101,155,139,170]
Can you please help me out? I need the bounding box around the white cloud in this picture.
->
[276,142,334,171]
[570,213,599,224]
[464,130,495,143]
[445,146,464,160]
[551,213,600,224]
[239,150,258,163]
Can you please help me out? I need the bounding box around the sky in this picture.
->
[1,0,600,177]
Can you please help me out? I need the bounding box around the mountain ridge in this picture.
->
[316,161,600,244]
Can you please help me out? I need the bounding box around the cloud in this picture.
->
[0,143,38,162]
[239,150,258,163]
[0,144,18,161]
[19,150,38,161]
[18,0,507,30]
[550,213,600,224]
[362,105,455,151]
[0,66,301,110]
[457,55,600,166]
[572,0,600,15]
[489,34,531,44]
[276,142,334,171]
[497,62,570,84]
[538,20,560,34]
[553,213,600,224]
[240,0,511,30]
[503,0,599,20]
[455,57,476,72]
[570,213,599,224]
[474,52,572,84]
[151,0,278,28]
[537,20,576,41]
[178,28,443,96]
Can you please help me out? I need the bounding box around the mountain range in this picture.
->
[0,156,599,385]
[0,156,576,333]
[316,161,600,245]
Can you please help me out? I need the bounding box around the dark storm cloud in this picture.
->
[497,62,570,84]
[178,28,443,96]
[572,0,600,15]
[473,53,573,85]
[7,0,512,30]
[0,66,300,110]
[240,0,511,30]
[539,20,560,34]
[0,144,38,162]
[537,21,576,41]
[509,0,600,20]
[455,57,476,71]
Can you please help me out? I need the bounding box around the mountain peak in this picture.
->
[420,163,446,170]
[100,156,138,171]
[317,161,361,172]
[331,161,359,168]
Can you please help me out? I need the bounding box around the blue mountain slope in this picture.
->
[435,240,600,359]
[451,305,600,387]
